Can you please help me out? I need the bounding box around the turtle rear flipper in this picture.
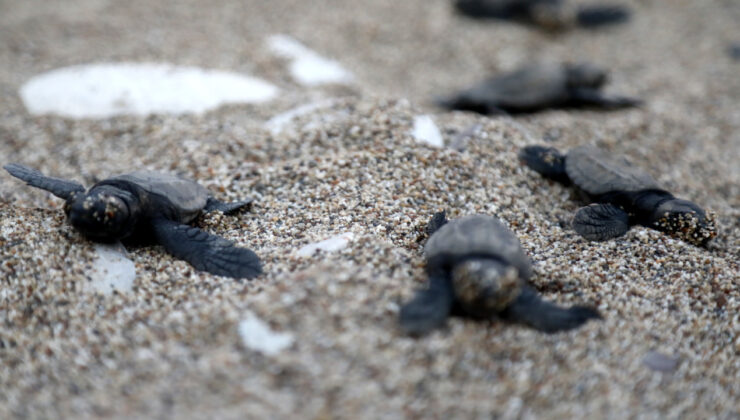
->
[152,218,262,279]
[576,4,630,28]
[573,203,630,241]
[570,88,642,109]
[501,286,601,333]
[518,146,571,184]
[399,275,455,336]
[4,163,85,200]
[204,197,254,215]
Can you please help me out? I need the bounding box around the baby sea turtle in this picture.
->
[4,163,262,279]
[519,145,718,246]
[400,212,600,335]
[454,0,630,30]
[436,63,640,114]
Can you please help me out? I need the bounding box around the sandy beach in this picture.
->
[0,0,738,418]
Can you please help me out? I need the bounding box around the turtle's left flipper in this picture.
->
[570,89,642,109]
[576,5,631,28]
[4,163,85,200]
[501,286,601,333]
[399,274,455,336]
[152,218,262,279]
[572,203,630,241]
[204,197,254,215]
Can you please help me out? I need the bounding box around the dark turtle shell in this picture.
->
[461,65,568,110]
[105,171,209,221]
[565,145,660,195]
[424,215,533,280]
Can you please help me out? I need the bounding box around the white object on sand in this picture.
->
[19,63,279,118]
[296,232,355,257]
[238,311,294,356]
[88,243,136,294]
[267,34,354,86]
[411,115,444,147]
[264,100,335,135]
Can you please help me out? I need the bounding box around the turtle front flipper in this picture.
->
[399,274,455,336]
[4,163,85,200]
[575,4,631,28]
[151,218,262,279]
[501,286,601,333]
[204,197,254,215]
[426,211,449,237]
[572,203,630,241]
[569,88,642,109]
[518,146,571,184]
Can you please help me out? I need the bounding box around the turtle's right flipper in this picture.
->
[152,218,262,279]
[204,197,254,215]
[572,203,630,241]
[518,146,571,184]
[570,88,642,109]
[4,163,85,200]
[501,286,601,333]
[426,211,449,236]
[453,0,514,20]
[399,275,455,336]
[576,4,631,28]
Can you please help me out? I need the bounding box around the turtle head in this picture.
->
[451,258,522,318]
[65,186,138,242]
[652,199,718,246]
[566,63,607,89]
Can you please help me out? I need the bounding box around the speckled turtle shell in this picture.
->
[565,145,661,195]
[100,171,209,223]
[424,215,533,280]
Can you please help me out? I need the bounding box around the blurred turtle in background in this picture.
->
[454,0,631,31]
[437,63,640,114]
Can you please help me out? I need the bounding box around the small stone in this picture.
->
[88,243,136,295]
[642,350,679,372]
[296,232,355,257]
[411,115,444,148]
[238,311,294,356]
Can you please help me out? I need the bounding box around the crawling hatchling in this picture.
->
[400,212,601,335]
[454,0,631,31]
[519,145,718,246]
[4,163,262,279]
[436,63,640,115]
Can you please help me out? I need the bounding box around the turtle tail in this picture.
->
[576,4,630,28]
[501,286,601,333]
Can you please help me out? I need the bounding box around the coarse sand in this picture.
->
[0,0,738,418]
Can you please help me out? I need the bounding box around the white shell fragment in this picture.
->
[87,243,136,295]
[238,311,294,356]
[296,232,355,257]
[19,63,279,118]
[411,115,444,147]
[267,34,354,86]
[264,100,335,135]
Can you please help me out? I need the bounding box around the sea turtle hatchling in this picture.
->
[436,63,641,115]
[399,212,600,336]
[4,163,262,279]
[454,0,631,31]
[519,145,718,246]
